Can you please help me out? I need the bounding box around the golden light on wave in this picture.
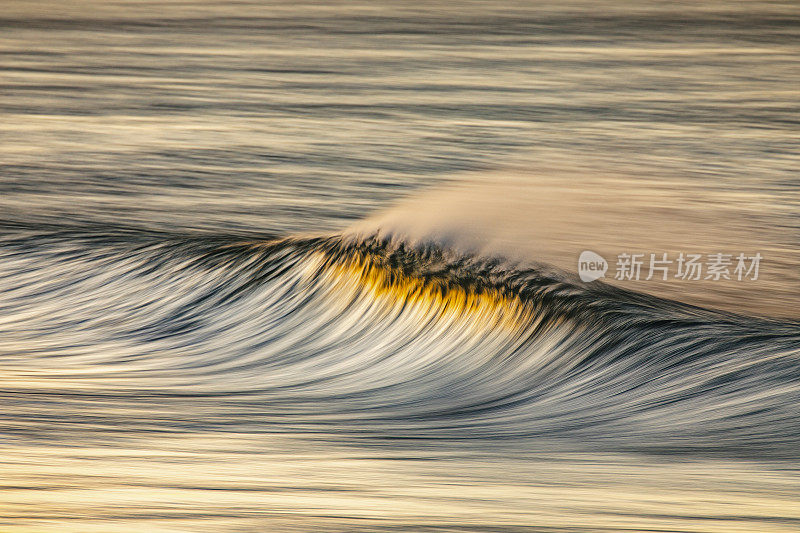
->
[311,250,532,332]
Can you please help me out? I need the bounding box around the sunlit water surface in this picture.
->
[1,1,799,531]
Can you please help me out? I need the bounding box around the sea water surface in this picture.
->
[1,1,800,531]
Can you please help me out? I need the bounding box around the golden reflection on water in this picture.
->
[317,251,530,331]
[2,433,799,532]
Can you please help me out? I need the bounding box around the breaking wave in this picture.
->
[1,226,799,457]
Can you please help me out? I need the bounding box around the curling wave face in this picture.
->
[1,228,799,457]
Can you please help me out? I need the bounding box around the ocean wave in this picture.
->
[1,228,799,456]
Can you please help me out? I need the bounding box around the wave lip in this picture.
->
[1,230,799,457]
